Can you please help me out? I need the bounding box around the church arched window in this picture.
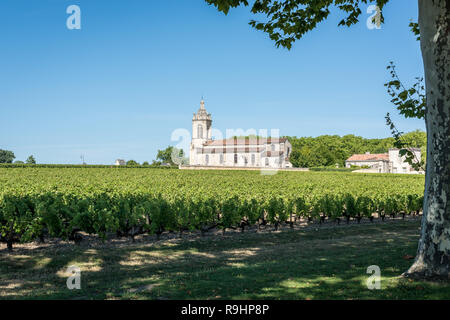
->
[197,125,203,139]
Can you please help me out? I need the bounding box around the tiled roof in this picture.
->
[346,153,389,162]
[204,138,287,147]
[198,147,264,154]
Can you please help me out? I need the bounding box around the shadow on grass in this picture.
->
[1,220,448,300]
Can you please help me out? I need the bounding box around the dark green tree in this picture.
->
[285,133,424,168]
[26,155,36,164]
[156,146,188,165]
[205,0,450,279]
[0,149,15,163]
[126,160,139,166]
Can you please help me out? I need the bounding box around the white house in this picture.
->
[189,100,293,169]
[115,159,126,166]
[345,148,423,174]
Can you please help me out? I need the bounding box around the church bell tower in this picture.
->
[190,100,212,165]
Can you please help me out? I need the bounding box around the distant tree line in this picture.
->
[124,146,188,167]
[0,149,36,164]
[2,131,425,169]
[286,130,426,168]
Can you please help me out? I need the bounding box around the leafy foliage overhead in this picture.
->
[385,62,425,120]
[384,61,426,172]
[205,0,390,49]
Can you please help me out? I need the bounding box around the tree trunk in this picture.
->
[404,0,450,279]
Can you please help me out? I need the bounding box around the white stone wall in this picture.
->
[346,160,387,172]
[190,124,212,165]
[388,149,422,174]
[198,152,264,167]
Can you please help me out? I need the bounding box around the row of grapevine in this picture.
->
[0,168,425,250]
[0,163,177,169]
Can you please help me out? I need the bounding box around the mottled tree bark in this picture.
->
[404,0,450,279]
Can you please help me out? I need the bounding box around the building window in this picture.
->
[287,147,290,157]
[197,125,203,138]
[265,158,269,166]
[244,157,248,166]
[234,154,238,164]
[251,154,255,165]
[220,154,224,164]
[205,154,209,165]
[271,144,275,151]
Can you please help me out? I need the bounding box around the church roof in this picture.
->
[204,137,288,147]
[197,147,265,154]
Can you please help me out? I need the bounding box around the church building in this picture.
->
[189,100,293,168]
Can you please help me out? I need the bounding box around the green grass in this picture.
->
[1,220,449,300]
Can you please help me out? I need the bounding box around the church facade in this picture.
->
[189,100,293,168]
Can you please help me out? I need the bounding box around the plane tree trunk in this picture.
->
[404,0,450,279]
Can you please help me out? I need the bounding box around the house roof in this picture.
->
[204,137,288,147]
[346,153,389,162]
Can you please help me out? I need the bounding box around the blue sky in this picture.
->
[0,0,424,164]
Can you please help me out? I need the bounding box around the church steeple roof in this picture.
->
[193,99,212,121]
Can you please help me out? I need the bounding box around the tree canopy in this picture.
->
[156,146,188,165]
[126,160,139,166]
[0,149,15,163]
[26,155,36,165]
[287,130,426,168]
[205,0,389,49]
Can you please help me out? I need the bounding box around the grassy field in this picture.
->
[1,219,449,300]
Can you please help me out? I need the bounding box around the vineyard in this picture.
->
[0,168,425,250]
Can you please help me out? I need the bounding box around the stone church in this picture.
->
[189,100,293,168]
